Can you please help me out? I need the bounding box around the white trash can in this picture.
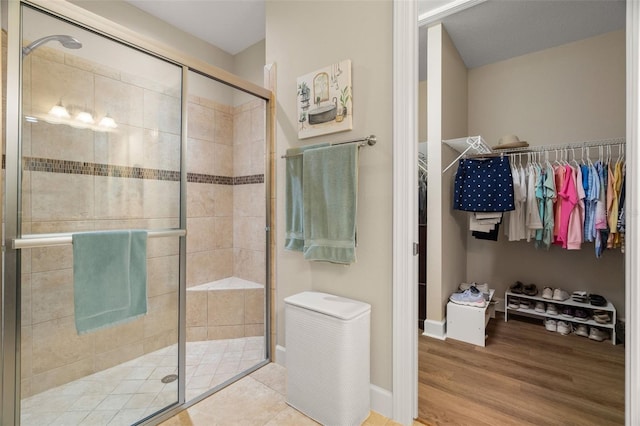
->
[285,291,371,426]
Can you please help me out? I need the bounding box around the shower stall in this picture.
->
[1,2,272,425]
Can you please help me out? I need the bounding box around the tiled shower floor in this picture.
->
[20,336,265,426]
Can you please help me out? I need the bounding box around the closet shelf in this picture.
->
[442,136,492,173]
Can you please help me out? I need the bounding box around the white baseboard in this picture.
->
[274,345,392,416]
[275,344,286,366]
[422,318,446,340]
[370,384,393,418]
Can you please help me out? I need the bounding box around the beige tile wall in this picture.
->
[185,97,266,342]
[20,47,182,398]
[233,100,266,286]
[19,46,267,398]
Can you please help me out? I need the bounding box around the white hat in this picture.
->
[493,134,529,150]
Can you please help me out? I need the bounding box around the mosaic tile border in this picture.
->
[13,156,263,185]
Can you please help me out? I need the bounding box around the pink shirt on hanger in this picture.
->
[567,165,585,250]
[556,164,578,249]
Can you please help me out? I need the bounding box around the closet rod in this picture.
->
[490,137,626,155]
[12,228,187,249]
[280,134,377,158]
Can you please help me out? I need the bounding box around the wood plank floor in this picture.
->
[418,313,625,426]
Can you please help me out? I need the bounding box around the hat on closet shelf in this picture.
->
[492,134,529,150]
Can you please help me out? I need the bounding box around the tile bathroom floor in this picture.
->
[20,336,265,426]
[163,363,427,426]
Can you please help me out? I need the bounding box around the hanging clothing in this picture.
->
[534,165,545,246]
[418,179,427,224]
[525,164,543,242]
[618,172,626,252]
[594,161,608,258]
[584,163,599,243]
[552,164,566,244]
[567,165,585,250]
[556,165,578,249]
[453,142,625,257]
[453,156,515,212]
[607,160,623,248]
[542,163,557,249]
[507,164,527,241]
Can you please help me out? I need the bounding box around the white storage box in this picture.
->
[285,291,371,426]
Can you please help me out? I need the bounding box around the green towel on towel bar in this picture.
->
[72,230,148,334]
[284,143,328,251]
[303,144,358,264]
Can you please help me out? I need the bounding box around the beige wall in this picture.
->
[466,29,626,317]
[69,0,234,73]
[266,0,393,391]
[419,80,427,143]
[426,24,468,322]
[234,39,267,107]
[440,28,469,314]
[468,30,625,146]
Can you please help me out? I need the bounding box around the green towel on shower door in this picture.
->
[302,143,358,264]
[72,230,148,334]
[285,143,328,251]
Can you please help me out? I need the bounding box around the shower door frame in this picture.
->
[1,1,274,424]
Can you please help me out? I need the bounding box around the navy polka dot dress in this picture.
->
[453,156,515,212]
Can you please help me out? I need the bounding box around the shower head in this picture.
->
[22,35,82,57]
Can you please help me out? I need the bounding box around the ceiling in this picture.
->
[124,0,625,77]
[125,0,265,55]
[418,0,625,80]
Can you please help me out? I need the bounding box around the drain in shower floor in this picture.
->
[161,374,178,384]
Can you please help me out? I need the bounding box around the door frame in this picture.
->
[391,0,640,424]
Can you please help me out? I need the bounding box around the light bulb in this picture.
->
[75,111,94,124]
[98,114,117,129]
[48,102,70,119]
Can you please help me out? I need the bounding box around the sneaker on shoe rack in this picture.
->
[589,294,607,307]
[546,304,559,315]
[510,281,524,294]
[557,321,572,335]
[449,288,486,307]
[474,282,490,294]
[574,308,589,321]
[593,310,611,324]
[519,300,533,310]
[523,283,538,296]
[588,327,609,342]
[534,301,546,313]
[552,288,570,301]
[459,282,473,291]
[574,324,589,337]
[508,298,520,309]
[544,318,557,332]
[572,291,588,303]
[561,306,574,318]
[542,286,554,299]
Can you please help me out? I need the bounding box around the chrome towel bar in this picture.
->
[11,228,187,249]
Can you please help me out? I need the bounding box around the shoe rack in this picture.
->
[504,291,617,345]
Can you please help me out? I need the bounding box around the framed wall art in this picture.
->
[296,59,352,139]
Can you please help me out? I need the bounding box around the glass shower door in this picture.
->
[183,70,269,402]
[15,5,184,425]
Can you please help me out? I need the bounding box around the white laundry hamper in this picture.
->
[284,291,371,426]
